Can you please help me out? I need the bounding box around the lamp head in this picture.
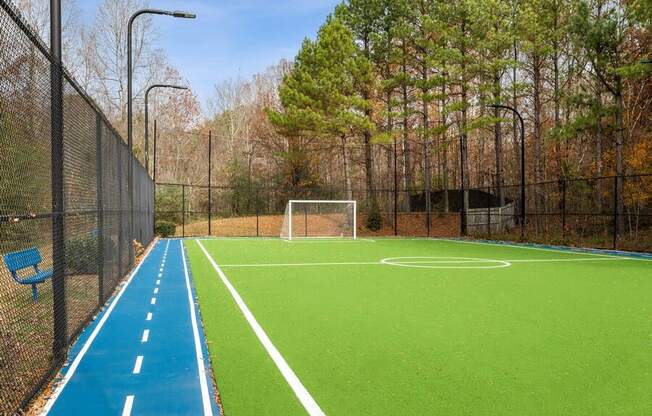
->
[172,11,196,18]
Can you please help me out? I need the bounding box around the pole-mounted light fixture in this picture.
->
[126,8,195,265]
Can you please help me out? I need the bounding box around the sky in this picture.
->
[76,0,341,111]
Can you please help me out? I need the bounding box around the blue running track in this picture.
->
[43,239,218,416]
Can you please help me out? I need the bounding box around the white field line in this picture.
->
[220,261,380,268]
[196,240,325,416]
[41,238,159,415]
[438,238,652,261]
[180,240,214,416]
[121,395,134,416]
[218,257,631,268]
[285,238,376,243]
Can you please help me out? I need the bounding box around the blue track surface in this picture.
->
[45,239,217,416]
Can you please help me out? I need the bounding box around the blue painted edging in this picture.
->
[455,237,652,260]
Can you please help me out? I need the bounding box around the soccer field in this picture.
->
[184,238,652,416]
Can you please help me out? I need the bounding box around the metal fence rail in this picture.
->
[0,1,154,413]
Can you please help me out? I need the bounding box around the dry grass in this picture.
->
[0,273,99,415]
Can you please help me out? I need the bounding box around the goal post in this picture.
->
[280,200,357,240]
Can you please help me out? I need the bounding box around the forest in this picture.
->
[10,0,652,246]
[165,0,651,246]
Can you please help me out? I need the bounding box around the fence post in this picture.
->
[182,184,186,238]
[394,138,398,236]
[487,188,491,237]
[96,114,105,305]
[613,176,618,249]
[561,179,566,241]
[117,139,123,279]
[50,0,67,360]
[256,187,260,237]
[208,131,212,236]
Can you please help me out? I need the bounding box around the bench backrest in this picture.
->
[3,248,42,273]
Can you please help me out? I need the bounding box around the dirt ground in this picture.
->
[178,212,461,238]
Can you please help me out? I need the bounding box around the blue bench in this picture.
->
[3,247,53,302]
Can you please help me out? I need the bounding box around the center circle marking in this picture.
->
[380,256,511,269]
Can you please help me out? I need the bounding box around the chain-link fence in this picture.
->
[0,2,154,413]
[467,174,652,252]
[156,174,651,252]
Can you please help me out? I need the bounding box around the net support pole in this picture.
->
[561,179,566,241]
[182,184,186,238]
[50,0,67,361]
[208,131,212,236]
[487,188,491,237]
[96,113,105,305]
[394,138,398,236]
[117,137,123,278]
[256,188,259,237]
[153,119,157,234]
[353,201,357,239]
[288,201,293,241]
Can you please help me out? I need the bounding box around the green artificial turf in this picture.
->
[185,238,652,415]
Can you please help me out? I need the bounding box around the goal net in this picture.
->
[280,200,357,240]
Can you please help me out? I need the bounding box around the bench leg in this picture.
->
[31,284,38,302]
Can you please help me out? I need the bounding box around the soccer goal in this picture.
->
[280,200,357,240]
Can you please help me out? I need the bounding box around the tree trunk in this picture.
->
[402,38,412,210]
[422,63,431,230]
[441,82,449,213]
[494,71,505,207]
[512,38,519,186]
[614,80,625,236]
[363,37,376,211]
[533,53,543,231]
[341,136,352,201]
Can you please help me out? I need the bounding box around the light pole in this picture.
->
[489,104,526,240]
[127,8,195,264]
[145,84,187,175]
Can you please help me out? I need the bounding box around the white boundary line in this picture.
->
[41,239,159,415]
[221,261,380,268]
[285,238,376,243]
[196,240,325,416]
[180,240,215,416]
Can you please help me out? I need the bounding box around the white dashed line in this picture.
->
[158,273,162,278]
[133,356,143,374]
[141,330,150,343]
[150,298,156,305]
[121,395,134,416]
[156,280,160,285]
[146,312,152,321]
[154,288,159,294]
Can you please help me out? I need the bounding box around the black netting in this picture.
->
[0,2,154,413]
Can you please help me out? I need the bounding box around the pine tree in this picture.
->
[267,17,373,199]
